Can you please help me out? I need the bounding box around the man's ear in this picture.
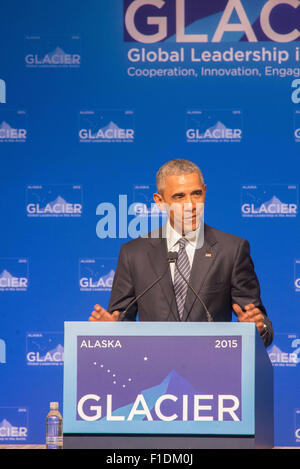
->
[153,192,165,210]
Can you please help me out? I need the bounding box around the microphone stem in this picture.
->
[118,260,174,322]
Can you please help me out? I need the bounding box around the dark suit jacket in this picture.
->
[108,224,273,347]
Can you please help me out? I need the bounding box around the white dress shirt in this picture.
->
[166,220,204,282]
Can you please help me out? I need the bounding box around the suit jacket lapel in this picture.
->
[146,236,180,321]
[181,225,218,321]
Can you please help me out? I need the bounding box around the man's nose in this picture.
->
[183,199,194,213]
[184,194,193,205]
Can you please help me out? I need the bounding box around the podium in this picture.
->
[63,321,273,449]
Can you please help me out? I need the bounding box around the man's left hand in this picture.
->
[232,303,265,334]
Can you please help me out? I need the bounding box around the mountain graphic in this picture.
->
[48,195,68,207]
[47,46,66,58]
[268,344,282,357]
[199,121,227,138]
[148,369,198,421]
[258,195,282,209]
[89,120,121,138]
[39,344,64,360]
[0,121,12,130]
[0,419,13,428]
[101,370,198,421]
[100,121,120,132]
[99,269,115,282]
[0,269,13,279]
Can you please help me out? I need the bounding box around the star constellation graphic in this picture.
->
[91,355,150,391]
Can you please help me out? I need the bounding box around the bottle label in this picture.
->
[46,420,62,448]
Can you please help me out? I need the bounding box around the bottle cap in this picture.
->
[50,402,59,410]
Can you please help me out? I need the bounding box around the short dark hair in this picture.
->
[156,159,204,194]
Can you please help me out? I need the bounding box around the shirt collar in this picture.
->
[166,219,202,250]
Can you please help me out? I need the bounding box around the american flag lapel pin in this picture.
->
[205,252,212,257]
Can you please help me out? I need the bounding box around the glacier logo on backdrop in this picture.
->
[295,259,300,292]
[241,184,298,217]
[0,408,28,441]
[79,259,116,292]
[0,259,29,292]
[132,184,168,218]
[79,110,135,143]
[268,333,300,367]
[123,0,300,43]
[26,332,64,366]
[186,109,242,143]
[25,35,81,68]
[26,185,83,218]
[0,110,27,142]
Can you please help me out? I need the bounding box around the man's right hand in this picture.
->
[89,304,120,322]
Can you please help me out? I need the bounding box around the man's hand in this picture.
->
[232,303,265,334]
[89,304,120,322]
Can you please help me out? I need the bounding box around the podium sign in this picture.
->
[63,322,273,448]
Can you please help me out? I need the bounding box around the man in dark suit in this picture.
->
[89,159,273,347]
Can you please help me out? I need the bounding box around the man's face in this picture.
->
[154,172,206,234]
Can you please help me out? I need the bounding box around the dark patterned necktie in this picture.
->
[174,237,191,320]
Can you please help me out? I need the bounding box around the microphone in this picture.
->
[172,252,213,322]
[118,251,178,322]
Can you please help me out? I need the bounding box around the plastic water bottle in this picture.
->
[46,402,63,449]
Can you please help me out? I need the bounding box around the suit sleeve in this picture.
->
[108,244,138,321]
[231,239,273,347]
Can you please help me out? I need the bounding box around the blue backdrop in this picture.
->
[0,0,299,447]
